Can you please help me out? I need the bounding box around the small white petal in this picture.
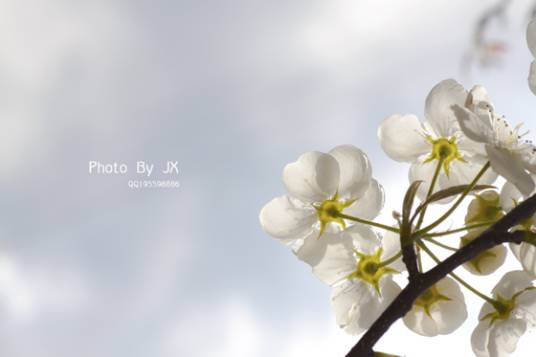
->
[500,181,523,212]
[259,195,316,240]
[296,231,356,285]
[488,319,527,357]
[510,242,536,277]
[486,145,536,197]
[438,160,497,190]
[378,114,430,162]
[283,151,340,203]
[344,179,384,220]
[380,230,405,272]
[348,225,381,256]
[492,270,534,298]
[516,288,536,326]
[328,145,372,200]
[471,321,492,357]
[408,162,449,202]
[425,79,467,137]
[451,105,493,143]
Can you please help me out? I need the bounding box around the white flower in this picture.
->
[259,145,384,258]
[379,79,496,201]
[526,19,536,95]
[301,225,403,335]
[471,271,536,357]
[451,85,536,197]
[500,181,536,277]
[460,228,507,276]
[403,276,468,337]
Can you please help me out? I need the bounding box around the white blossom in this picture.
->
[526,19,536,95]
[379,79,496,201]
[471,271,536,357]
[403,277,468,337]
[259,145,383,260]
[452,85,536,197]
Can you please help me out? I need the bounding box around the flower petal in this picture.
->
[438,160,497,191]
[378,114,430,162]
[296,231,356,286]
[492,270,534,298]
[488,319,527,357]
[500,181,523,212]
[259,195,316,240]
[328,145,372,200]
[408,161,450,202]
[471,321,491,357]
[380,230,405,272]
[431,278,468,335]
[451,105,493,143]
[425,79,467,137]
[486,145,536,197]
[510,242,536,277]
[343,179,384,220]
[283,151,340,203]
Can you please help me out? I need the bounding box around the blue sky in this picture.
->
[1,1,536,356]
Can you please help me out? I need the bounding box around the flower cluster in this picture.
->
[259,20,536,357]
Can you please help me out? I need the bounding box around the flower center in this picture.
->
[465,191,504,224]
[414,285,451,317]
[482,295,516,326]
[423,136,466,176]
[347,247,398,295]
[314,194,354,237]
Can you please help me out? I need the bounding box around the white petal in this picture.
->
[486,145,536,197]
[488,319,527,357]
[403,306,438,337]
[343,179,384,220]
[331,278,400,335]
[297,231,356,285]
[510,242,536,277]
[527,19,536,58]
[328,145,372,200]
[259,195,316,240]
[516,288,536,326]
[283,151,340,203]
[500,181,523,212]
[451,105,493,143]
[529,61,536,96]
[380,230,405,272]
[424,79,467,137]
[378,114,430,162]
[409,161,451,202]
[492,270,534,298]
[347,224,381,256]
[471,321,492,357]
[438,160,497,190]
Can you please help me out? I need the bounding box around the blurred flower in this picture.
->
[379,79,496,201]
[321,227,403,335]
[259,145,383,258]
[526,19,536,95]
[465,190,504,225]
[452,85,536,197]
[471,271,536,357]
[403,277,468,337]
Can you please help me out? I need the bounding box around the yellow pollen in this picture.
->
[314,193,354,237]
[423,136,466,176]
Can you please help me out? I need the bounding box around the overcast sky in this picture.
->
[1,1,536,356]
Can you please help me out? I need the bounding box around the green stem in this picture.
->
[424,221,496,238]
[415,162,491,236]
[337,213,399,233]
[418,241,497,305]
[379,251,402,267]
[415,158,443,230]
[421,237,457,251]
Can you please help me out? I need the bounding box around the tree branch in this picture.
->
[345,193,536,357]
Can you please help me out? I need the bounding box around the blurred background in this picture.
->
[1,0,535,356]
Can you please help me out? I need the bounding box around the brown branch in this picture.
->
[346,193,536,357]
